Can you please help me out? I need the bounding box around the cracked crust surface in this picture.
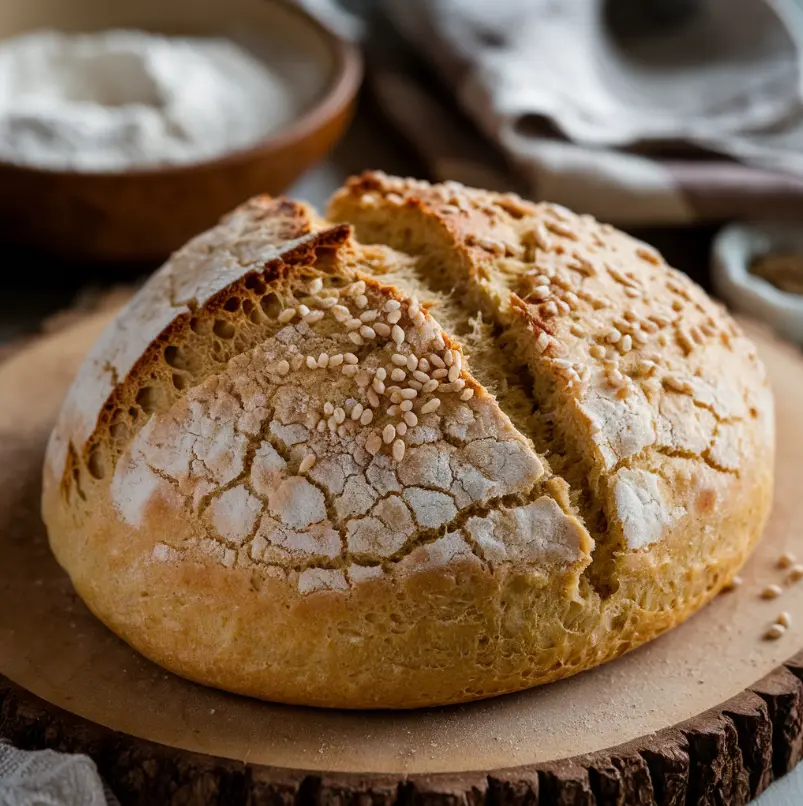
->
[42,175,774,708]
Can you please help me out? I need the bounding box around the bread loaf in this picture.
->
[43,173,774,708]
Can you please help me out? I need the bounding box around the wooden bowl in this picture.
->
[0,0,362,263]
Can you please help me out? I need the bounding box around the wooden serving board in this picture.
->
[1,307,802,806]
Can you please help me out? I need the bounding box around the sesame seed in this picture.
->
[761,584,783,600]
[278,308,296,324]
[421,398,441,414]
[403,411,418,427]
[777,612,793,629]
[304,310,324,324]
[606,328,622,344]
[432,335,446,351]
[297,304,310,317]
[305,356,318,370]
[385,299,401,312]
[543,300,559,317]
[620,334,633,353]
[392,325,405,345]
[338,425,348,437]
[350,280,366,296]
[391,353,407,367]
[344,353,359,364]
[418,358,430,372]
[396,421,408,436]
[450,378,466,391]
[412,312,426,327]
[383,424,397,444]
[443,350,454,367]
[392,439,406,462]
[324,402,334,415]
[400,388,418,400]
[299,454,316,473]
[308,278,323,294]
[334,407,346,424]
[391,368,406,382]
[589,344,606,359]
[317,353,330,368]
[342,365,358,377]
[432,368,448,379]
[351,403,364,421]
[360,409,373,425]
[349,332,364,346]
[291,355,304,371]
[390,390,403,404]
[360,310,378,322]
[374,323,391,337]
[361,325,377,340]
[276,359,290,376]
[355,295,369,309]
[413,370,430,383]
[429,353,445,369]
[531,285,550,300]
[406,354,418,372]
[317,296,337,309]
[327,416,336,432]
[408,380,423,391]
[723,575,743,591]
[664,374,691,393]
[536,332,551,353]
[372,378,386,395]
[423,379,440,394]
[400,399,413,412]
[789,564,803,582]
[317,419,326,433]
[367,389,380,408]
[332,305,350,322]
[461,388,475,401]
[778,552,797,569]
[374,367,387,381]
[633,329,648,345]
[329,354,344,367]
[764,624,786,641]
[408,301,420,317]
[365,432,382,455]
[346,318,362,331]
[387,309,402,324]
[448,364,460,383]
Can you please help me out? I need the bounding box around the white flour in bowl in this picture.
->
[0,29,299,171]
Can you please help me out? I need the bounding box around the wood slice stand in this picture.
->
[1,307,802,806]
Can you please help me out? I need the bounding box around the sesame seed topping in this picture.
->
[278,308,296,324]
[403,411,418,427]
[450,378,466,391]
[418,358,430,372]
[383,424,397,444]
[605,328,622,344]
[412,312,426,328]
[400,388,418,400]
[346,318,362,331]
[291,355,304,371]
[432,335,446,351]
[400,399,413,412]
[304,310,324,324]
[367,389,380,408]
[392,439,406,462]
[350,403,364,421]
[349,280,366,296]
[406,354,418,372]
[423,379,440,393]
[761,584,783,600]
[396,421,408,436]
[391,353,407,367]
[297,304,310,317]
[324,402,334,415]
[344,353,359,365]
[387,309,402,324]
[391,368,406,382]
[349,332,364,346]
[276,359,290,376]
[305,356,318,370]
[443,350,453,367]
[413,370,430,383]
[360,310,378,322]
[360,409,373,425]
[374,367,386,381]
[308,278,323,294]
[392,325,405,345]
[461,388,475,401]
[316,419,326,433]
[334,407,346,424]
[620,334,633,353]
[384,299,401,311]
[360,325,377,340]
[432,368,448,379]
[329,354,344,367]
[354,294,369,309]
[372,378,386,395]
[317,353,330,368]
[299,453,316,473]
[778,552,797,569]
[342,365,358,377]
[374,323,391,337]
[536,332,551,353]
[365,432,382,455]
[317,296,337,309]
[789,564,803,582]
[429,353,445,368]
[531,285,550,300]
[332,305,350,322]
[764,624,786,641]
[777,612,793,629]
[448,364,460,383]
[421,398,441,414]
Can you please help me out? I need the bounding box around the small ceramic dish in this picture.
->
[0,0,361,263]
[712,222,803,346]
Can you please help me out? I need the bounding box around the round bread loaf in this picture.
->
[43,173,774,709]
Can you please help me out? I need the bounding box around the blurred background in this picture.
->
[3,0,803,355]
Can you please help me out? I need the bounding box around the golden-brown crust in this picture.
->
[43,174,774,708]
